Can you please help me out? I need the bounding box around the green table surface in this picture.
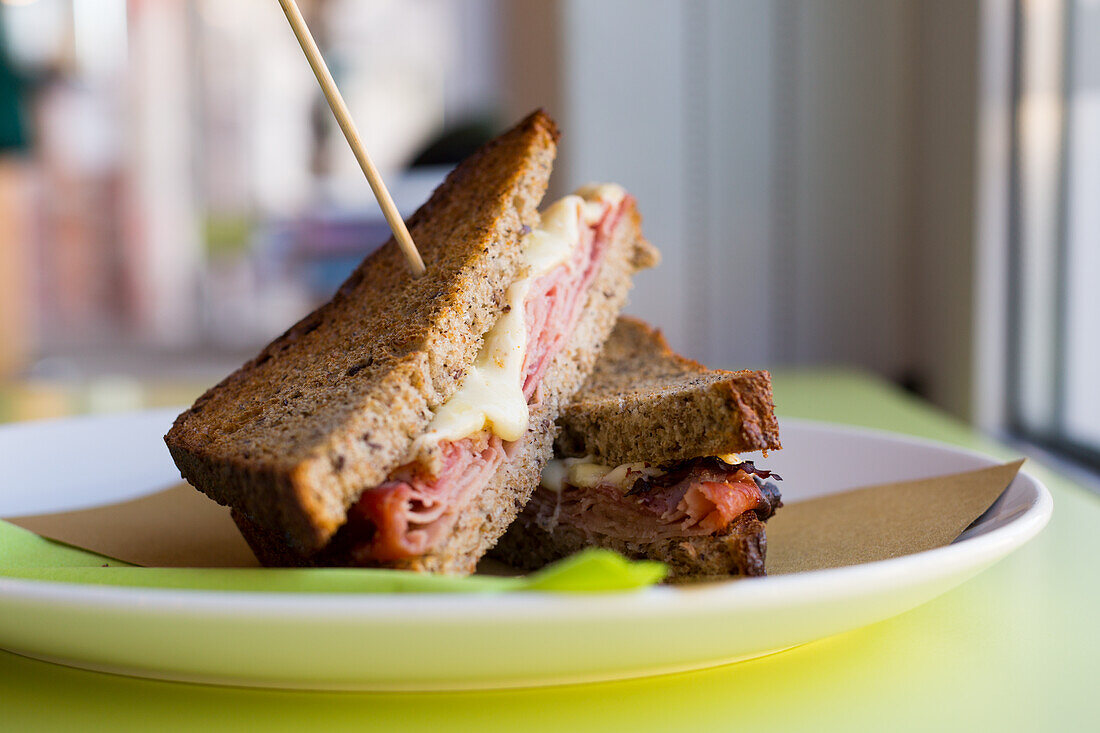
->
[2,370,1097,732]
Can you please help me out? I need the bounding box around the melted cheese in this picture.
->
[540,453,745,494]
[540,456,662,494]
[413,184,624,450]
[574,182,626,210]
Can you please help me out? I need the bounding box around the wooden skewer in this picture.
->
[277,0,426,277]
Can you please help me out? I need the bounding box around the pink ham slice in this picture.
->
[527,465,780,544]
[348,435,506,562]
[343,196,627,562]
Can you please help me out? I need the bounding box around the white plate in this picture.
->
[0,409,1052,690]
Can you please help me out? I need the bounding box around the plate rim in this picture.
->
[0,413,1053,620]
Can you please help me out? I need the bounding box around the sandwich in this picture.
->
[492,317,783,579]
[164,110,659,573]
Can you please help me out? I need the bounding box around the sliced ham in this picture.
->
[521,207,606,399]
[664,479,768,534]
[342,196,625,562]
[346,435,506,562]
[529,460,781,543]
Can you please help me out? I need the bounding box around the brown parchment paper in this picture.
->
[8,485,259,568]
[5,461,1024,572]
[765,460,1024,574]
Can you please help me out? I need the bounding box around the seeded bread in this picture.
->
[165,111,559,555]
[233,201,659,572]
[494,510,770,579]
[554,317,781,464]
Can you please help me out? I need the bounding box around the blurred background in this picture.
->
[0,0,1095,480]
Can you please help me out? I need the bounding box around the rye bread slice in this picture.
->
[233,199,659,572]
[165,111,559,555]
[554,316,781,464]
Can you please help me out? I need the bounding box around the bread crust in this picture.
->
[554,317,781,464]
[166,111,559,554]
[234,199,658,572]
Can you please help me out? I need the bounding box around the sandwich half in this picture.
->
[492,317,783,579]
[165,111,659,573]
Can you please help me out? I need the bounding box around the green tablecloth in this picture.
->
[3,371,1097,732]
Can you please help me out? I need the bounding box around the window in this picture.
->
[1010,0,1100,467]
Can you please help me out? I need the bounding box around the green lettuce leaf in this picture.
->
[0,520,666,593]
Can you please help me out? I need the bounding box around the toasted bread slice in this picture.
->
[166,111,559,555]
[554,316,781,464]
[233,200,659,572]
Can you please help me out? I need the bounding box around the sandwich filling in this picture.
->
[529,455,782,542]
[338,184,629,562]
